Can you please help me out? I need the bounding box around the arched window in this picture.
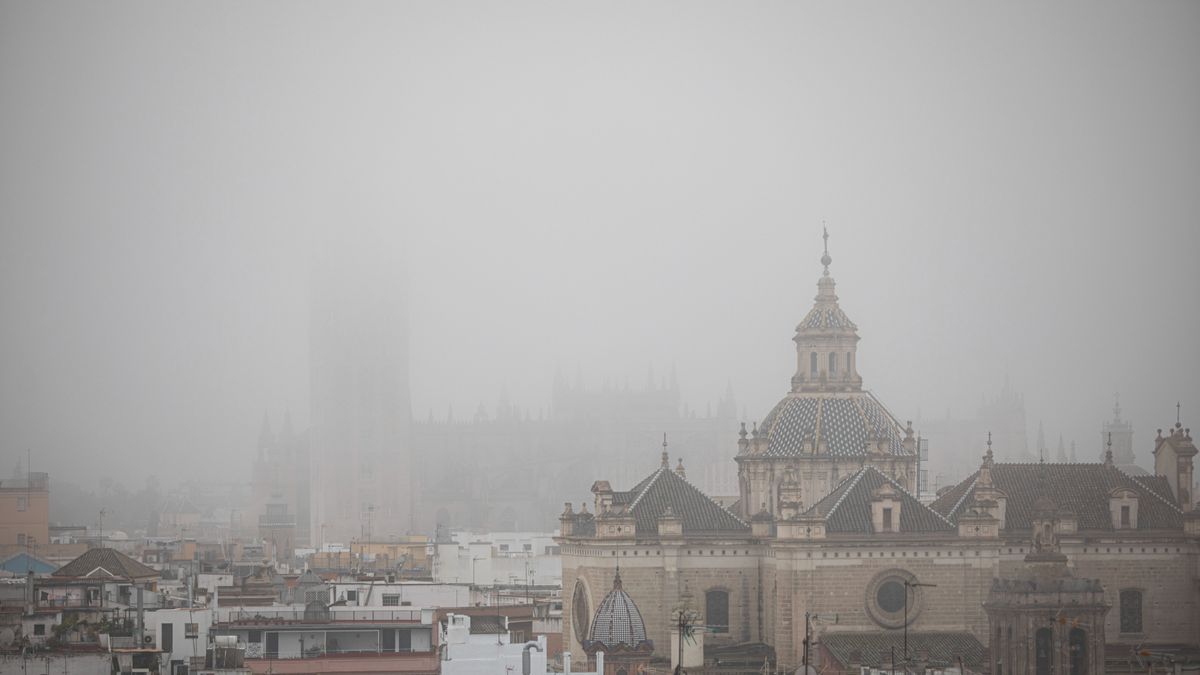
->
[1035,628,1053,675]
[1069,628,1088,675]
[810,352,818,376]
[1120,589,1143,633]
[705,589,729,633]
[572,581,590,645]
[829,352,838,375]
[847,351,853,374]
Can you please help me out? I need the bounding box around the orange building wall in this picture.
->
[0,473,50,547]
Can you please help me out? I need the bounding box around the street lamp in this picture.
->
[903,581,937,664]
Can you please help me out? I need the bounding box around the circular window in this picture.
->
[865,569,920,628]
[572,580,590,645]
[876,580,906,613]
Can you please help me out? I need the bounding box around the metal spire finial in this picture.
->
[1178,402,1183,426]
[661,432,669,468]
[821,224,832,276]
[1104,431,1114,466]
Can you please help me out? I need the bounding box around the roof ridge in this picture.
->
[947,474,979,521]
[1127,473,1184,514]
[627,469,665,511]
[657,467,751,528]
[824,465,870,519]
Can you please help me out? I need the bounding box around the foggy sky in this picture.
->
[2,1,1198,487]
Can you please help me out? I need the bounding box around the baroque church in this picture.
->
[558,233,1200,671]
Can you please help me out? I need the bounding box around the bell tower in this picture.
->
[791,228,863,393]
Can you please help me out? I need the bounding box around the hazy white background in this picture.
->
[2,2,1198,485]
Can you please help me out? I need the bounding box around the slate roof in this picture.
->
[52,548,159,580]
[805,466,955,534]
[820,631,986,669]
[930,463,1184,532]
[758,392,909,458]
[618,467,749,536]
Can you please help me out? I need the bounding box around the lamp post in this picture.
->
[903,581,937,665]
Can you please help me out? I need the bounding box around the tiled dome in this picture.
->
[759,392,909,458]
[588,569,649,648]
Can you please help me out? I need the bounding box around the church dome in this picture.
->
[588,569,649,648]
[759,391,909,458]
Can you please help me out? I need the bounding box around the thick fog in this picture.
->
[2,2,1198,490]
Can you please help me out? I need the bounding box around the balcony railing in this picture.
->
[37,598,102,608]
[221,609,423,624]
[244,644,433,660]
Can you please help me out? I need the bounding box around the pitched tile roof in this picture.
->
[820,631,986,669]
[805,466,955,534]
[52,548,160,580]
[592,467,748,537]
[758,392,910,458]
[931,463,1184,532]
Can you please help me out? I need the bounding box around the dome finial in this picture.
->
[660,432,669,468]
[821,223,832,276]
[613,564,622,590]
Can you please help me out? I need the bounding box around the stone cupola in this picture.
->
[791,228,863,394]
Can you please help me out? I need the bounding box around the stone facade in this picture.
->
[557,234,1200,670]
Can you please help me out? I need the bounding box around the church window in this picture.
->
[882,508,893,532]
[810,352,818,376]
[876,581,905,614]
[1120,589,1143,633]
[1069,628,1088,675]
[829,352,837,374]
[1121,505,1130,528]
[572,581,590,645]
[705,590,729,633]
[1035,628,1053,675]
